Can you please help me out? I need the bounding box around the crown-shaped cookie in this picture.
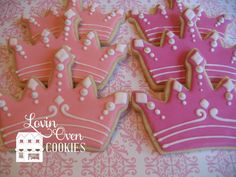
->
[133,49,236,154]
[129,0,184,44]
[21,0,125,45]
[129,0,231,44]
[0,47,129,152]
[10,8,127,89]
[194,6,232,39]
[132,8,236,90]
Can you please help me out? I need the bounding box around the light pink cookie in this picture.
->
[129,0,231,44]
[133,49,236,154]
[0,47,129,152]
[132,8,236,90]
[10,8,127,89]
[22,0,125,45]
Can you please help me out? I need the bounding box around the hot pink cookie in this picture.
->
[133,49,236,154]
[132,8,236,90]
[10,8,127,89]
[22,0,125,45]
[0,46,129,152]
[129,0,231,44]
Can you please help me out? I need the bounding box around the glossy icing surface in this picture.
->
[132,9,236,86]
[0,47,128,151]
[11,7,127,86]
[133,50,236,153]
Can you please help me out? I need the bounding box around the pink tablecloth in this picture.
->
[0,0,236,177]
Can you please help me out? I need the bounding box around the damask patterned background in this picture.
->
[0,0,236,177]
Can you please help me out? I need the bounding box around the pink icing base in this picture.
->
[129,0,230,44]
[133,49,236,153]
[10,7,126,87]
[132,8,236,86]
[24,0,124,44]
[0,47,128,151]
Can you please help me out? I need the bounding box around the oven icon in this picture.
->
[15,132,44,162]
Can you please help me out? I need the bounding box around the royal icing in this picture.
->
[0,47,129,151]
[129,0,231,44]
[132,8,236,89]
[10,8,127,88]
[133,50,236,153]
[22,0,125,44]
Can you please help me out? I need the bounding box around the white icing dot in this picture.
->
[225,92,233,101]
[211,48,215,52]
[168,38,175,45]
[64,32,69,36]
[31,92,39,99]
[84,39,91,46]
[103,110,109,115]
[172,45,178,50]
[200,88,204,92]
[58,81,62,86]
[155,109,161,115]
[182,101,187,105]
[227,101,232,106]
[0,100,6,107]
[34,100,39,104]
[3,106,8,111]
[100,58,104,61]
[57,73,63,78]
[199,82,203,86]
[144,47,151,54]
[65,19,71,25]
[7,113,11,117]
[192,34,196,38]
[147,101,155,110]
[20,51,25,56]
[111,12,116,17]
[99,116,104,120]
[161,115,166,120]
[144,18,147,22]
[139,13,144,19]
[104,54,108,58]
[80,88,88,96]
[43,38,49,43]
[198,74,203,80]
[83,46,87,50]
[16,45,23,52]
[80,97,84,101]
[107,16,111,19]
[106,102,115,111]
[150,53,155,58]
[188,21,194,27]
[57,64,64,71]
[211,41,217,48]
[64,26,70,31]
[46,44,50,48]
[58,88,62,92]
[154,58,158,61]
[193,39,196,42]
[108,49,115,56]
[178,92,186,101]
[190,28,195,33]
[196,66,204,73]
[219,17,224,23]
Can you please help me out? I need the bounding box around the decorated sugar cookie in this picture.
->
[11,8,127,89]
[21,0,125,45]
[0,47,129,152]
[132,8,236,90]
[129,0,231,44]
[132,49,236,154]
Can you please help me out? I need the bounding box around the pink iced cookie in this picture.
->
[129,0,184,44]
[22,0,125,45]
[133,49,236,154]
[0,47,129,152]
[194,6,232,39]
[10,8,127,89]
[132,8,236,90]
[129,0,231,44]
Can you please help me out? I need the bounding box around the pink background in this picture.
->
[0,0,236,177]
